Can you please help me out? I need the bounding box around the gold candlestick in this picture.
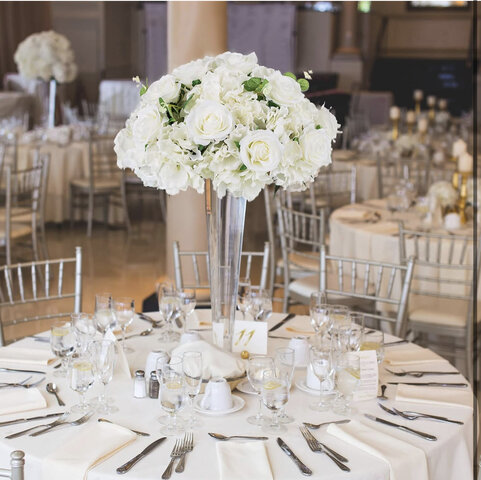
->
[407,121,415,135]
[415,100,421,115]
[428,108,435,123]
[391,118,399,140]
[454,171,470,225]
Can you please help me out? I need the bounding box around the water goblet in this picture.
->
[50,320,76,377]
[69,356,95,413]
[348,323,363,352]
[275,347,295,424]
[72,313,96,355]
[94,293,116,334]
[159,362,185,436]
[261,370,288,434]
[309,344,335,412]
[246,355,275,426]
[310,300,331,343]
[177,290,196,332]
[158,287,182,342]
[248,289,272,321]
[334,352,360,415]
[360,330,385,364]
[182,351,203,428]
[112,297,135,354]
[237,277,252,320]
[329,305,350,332]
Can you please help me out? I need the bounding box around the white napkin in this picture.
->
[384,346,449,366]
[395,384,473,409]
[42,422,136,480]
[0,388,46,416]
[336,208,371,221]
[327,420,428,480]
[171,340,245,380]
[104,330,131,379]
[0,346,56,367]
[216,442,273,480]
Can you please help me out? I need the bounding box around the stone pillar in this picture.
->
[336,1,360,55]
[165,2,227,282]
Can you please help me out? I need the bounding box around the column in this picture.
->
[165,2,228,282]
[336,1,360,55]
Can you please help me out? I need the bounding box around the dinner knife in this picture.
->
[116,437,166,474]
[384,339,409,347]
[269,313,296,332]
[388,382,468,388]
[0,412,63,427]
[0,367,46,375]
[364,414,437,441]
[277,437,312,476]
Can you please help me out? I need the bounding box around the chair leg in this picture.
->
[70,185,75,229]
[87,192,94,237]
[32,223,40,262]
[39,220,49,260]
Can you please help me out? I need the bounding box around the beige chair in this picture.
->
[0,246,82,346]
[399,224,479,381]
[0,450,25,480]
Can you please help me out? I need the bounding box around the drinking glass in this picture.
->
[89,339,118,414]
[182,351,203,428]
[310,294,331,341]
[69,356,95,413]
[72,313,97,354]
[112,297,135,353]
[237,277,252,320]
[360,330,385,363]
[50,320,76,377]
[94,293,116,334]
[334,352,360,415]
[177,290,196,332]
[348,312,365,328]
[159,362,185,436]
[348,324,363,352]
[261,369,288,434]
[275,347,295,424]
[309,344,335,411]
[246,355,275,426]
[158,287,182,342]
[247,289,272,321]
[333,325,352,353]
[329,305,350,331]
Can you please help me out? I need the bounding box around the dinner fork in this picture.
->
[385,368,458,378]
[162,439,184,479]
[299,426,350,472]
[6,412,69,439]
[30,411,93,436]
[175,432,194,473]
[391,407,464,425]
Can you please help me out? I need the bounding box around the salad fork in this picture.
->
[385,368,458,378]
[391,407,464,425]
[162,439,184,479]
[175,432,194,473]
[6,412,69,439]
[30,411,93,436]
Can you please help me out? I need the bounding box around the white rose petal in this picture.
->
[300,127,332,169]
[317,105,340,140]
[131,104,162,144]
[265,71,304,106]
[172,58,208,86]
[240,130,282,173]
[144,74,181,104]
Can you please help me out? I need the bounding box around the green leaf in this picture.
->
[239,164,247,172]
[297,78,309,92]
[234,141,241,150]
[284,72,297,80]
[267,100,280,108]
[243,77,263,92]
[182,94,194,110]
[192,79,201,87]
[139,86,147,96]
[316,124,321,130]
[158,97,165,106]
[198,144,208,153]
[292,137,299,143]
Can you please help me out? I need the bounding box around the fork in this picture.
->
[302,419,351,430]
[175,432,193,473]
[30,411,93,436]
[162,439,184,479]
[0,376,32,388]
[391,407,464,425]
[385,368,458,378]
[299,426,350,472]
[6,412,69,439]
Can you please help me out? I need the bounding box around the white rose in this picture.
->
[144,74,181,104]
[240,130,282,173]
[299,127,332,168]
[186,100,234,146]
[131,104,162,144]
[215,51,258,74]
[172,58,209,86]
[265,71,304,106]
[317,105,340,140]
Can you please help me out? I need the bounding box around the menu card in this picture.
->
[354,350,379,401]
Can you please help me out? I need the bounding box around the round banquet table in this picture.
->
[0,311,474,479]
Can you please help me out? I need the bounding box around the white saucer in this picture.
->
[295,378,320,395]
[194,394,245,416]
[235,380,257,395]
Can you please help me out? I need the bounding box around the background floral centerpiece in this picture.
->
[428,181,458,210]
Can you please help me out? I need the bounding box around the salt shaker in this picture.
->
[149,371,159,399]
[133,370,147,398]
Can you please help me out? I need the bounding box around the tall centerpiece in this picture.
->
[115,52,339,351]
[14,31,78,127]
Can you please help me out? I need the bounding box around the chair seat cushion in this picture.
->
[0,208,33,223]
[0,223,32,245]
[71,178,119,191]
[277,253,319,273]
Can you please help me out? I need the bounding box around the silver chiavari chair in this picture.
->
[0,451,25,480]
[173,241,270,307]
[0,246,82,346]
[398,224,479,381]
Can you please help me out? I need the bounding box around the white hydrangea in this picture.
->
[428,181,458,208]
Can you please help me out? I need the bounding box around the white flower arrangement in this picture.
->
[114,52,339,201]
[14,31,77,83]
[428,181,458,209]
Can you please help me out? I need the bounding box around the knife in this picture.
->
[384,339,409,347]
[116,437,166,474]
[0,368,46,375]
[388,382,468,388]
[269,313,296,332]
[0,412,63,427]
[364,414,437,441]
[277,437,312,476]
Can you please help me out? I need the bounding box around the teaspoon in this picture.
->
[46,383,65,406]
[208,433,268,441]
[124,328,153,340]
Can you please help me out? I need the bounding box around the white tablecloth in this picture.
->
[0,312,473,479]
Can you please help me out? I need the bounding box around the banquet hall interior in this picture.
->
[0,1,479,479]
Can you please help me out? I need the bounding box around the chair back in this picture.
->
[88,136,120,187]
[0,450,25,480]
[0,142,6,187]
[0,247,82,346]
[320,245,415,337]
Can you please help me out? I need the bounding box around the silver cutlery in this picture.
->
[208,432,269,441]
[391,407,464,425]
[302,419,350,430]
[0,376,32,388]
[0,367,46,375]
[378,402,398,417]
[6,412,69,439]
[122,328,153,340]
[385,368,459,378]
[0,412,63,428]
[175,432,194,473]
[46,383,65,406]
[161,438,184,479]
[31,336,49,343]
[98,418,150,436]
[136,312,162,328]
[0,378,44,389]
[384,339,409,347]
[377,384,388,400]
[116,437,166,474]
[299,426,350,472]
[269,313,296,332]
[30,411,93,436]
[363,414,437,441]
[299,427,348,463]
[387,382,468,388]
[277,437,312,476]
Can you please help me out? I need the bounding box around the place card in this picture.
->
[232,320,268,355]
[354,350,379,401]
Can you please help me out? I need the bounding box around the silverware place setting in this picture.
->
[116,436,166,474]
[29,411,94,437]
[0,377,44,389]
[161,438,184,479]
[387,382,468,388]
[0,412,64,428]
[208,433,268,441]
[302,419,350,430]
[6,412,70,439]
[268,313,296,332]
[161,433,195,479]
[98,418,150,436]
[385,368,459,378]
[363,414,437,441]
[277,437,312,476]
[378,403,463,425]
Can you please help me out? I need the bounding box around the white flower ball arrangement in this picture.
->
[114,52,339,201]
[428,181,458,209]
[14,31,78,83]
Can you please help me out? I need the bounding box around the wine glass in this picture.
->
[246,355,275,425]
[348,324,363,352]
[333,325,352,353]
[112,297,135,353]
[182,351,203,428]
[247,289,272,321]
[94,293,116,334]
[69,356,95,413]
[89,339,118,414]
[237,277,252,320]
[329,305,350,331]
[177,290,196,331]
[159,361,185,436]
[360,330,385,364]
[72,313,96,354]
[261,369,288,434]
[309,296,331,341]
[158,287,182,342]
[334,352,360,415]
[309,344,335,412]
[275,347,295,424]
[50,320,76,377]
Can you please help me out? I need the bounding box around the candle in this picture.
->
[427,95,436,107]
[417,117,428,133]
[389,106,400,120]
[438,98,448,110]
[458,152,473,173]
[406,110,416,123]
[414,90,423,101]
[452,139,467,157]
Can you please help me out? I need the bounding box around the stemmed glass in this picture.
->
[158,286,182,342]
[50,320,76,377]
[246,355,275,426]
[177,290,196,332]
[309,344,335,412]
[275,347,295,424]
[261,369,288,434]
[247,289,272,321]
[329,305,350,331]
[360,330,385,364]
[112,297,135,353]
[72,313,97,355]
[94,293,116,334]
[69,356,95,413]
[182,351,203,428]
[159,359,185,436]
[334,352,360,415]
[309,294,331,342]
[237,277,252,320]
[89,339,118,414]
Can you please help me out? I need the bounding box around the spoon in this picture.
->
[377,384,388,401]
[302,419,351,430]
[124,328,153,340]
[46,383,65,406]
[208,433,268,441]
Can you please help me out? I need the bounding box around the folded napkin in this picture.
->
[0,346,56,367]
[364,221,399,235]
[171,340,245,380]
[384,346,449,366]
[42,422,136,480]
[104,330,131,379]
[327,420,428,480]
[0,388,46,416]
[336,208,371,221]
[396,384,473,409]
[217,441,273,480]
